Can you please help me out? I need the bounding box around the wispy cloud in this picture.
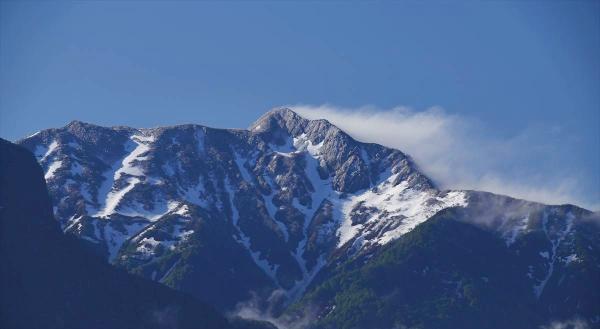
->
[291,104,598,210]
[540,318,590,329]
[230,289,315,329]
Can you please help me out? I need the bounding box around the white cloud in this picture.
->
[290,104,599,210]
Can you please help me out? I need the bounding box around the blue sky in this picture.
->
[1,1,598,208]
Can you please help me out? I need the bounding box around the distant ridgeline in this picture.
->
[12,108,600,328]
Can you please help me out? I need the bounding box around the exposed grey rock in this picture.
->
[16,107,594,312]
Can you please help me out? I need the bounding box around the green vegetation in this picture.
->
[290,208,558,329]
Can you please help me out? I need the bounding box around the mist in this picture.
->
[291,104,599,211]
[230,290,317,329]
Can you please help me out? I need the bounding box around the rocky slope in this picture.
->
[17,109,465,307]
[0,138,234,329]
[288,200,600,329]
[15,108,600,327]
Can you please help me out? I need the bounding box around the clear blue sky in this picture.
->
[1,1,598,206]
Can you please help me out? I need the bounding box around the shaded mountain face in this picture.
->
[0,139,232,329]
[15,108,600,326]
[288,205,600,329]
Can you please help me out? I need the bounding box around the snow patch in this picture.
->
[234,152,254,182]
[45,160,63,180]
[225,177,280,283]
[91,132,155,218]
[335,174,468,247]
[26,131,40,139]
[104,221,148,262]
[137,237,161,258]
[269,136,296,156]
[114,134,154,179]
[42,140,59,161]
[263,188,290,242]
[181,178,209,208]
[96,177,140,218]
[534,211,575,298]
[293,133,324,157]
[117,199,178,221]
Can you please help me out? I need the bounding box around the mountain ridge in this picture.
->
[14,108,599,327]
[15,108,461,308]
[21,109,590,211]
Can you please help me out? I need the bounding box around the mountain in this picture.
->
[288,204,600,329]
[16,108,456,308]
[0,138,279,329]
[15,108,600,327]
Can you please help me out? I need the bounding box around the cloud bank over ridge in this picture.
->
[291,104,598,211]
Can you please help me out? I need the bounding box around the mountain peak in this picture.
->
[66,119,88,127]
[65,120,108,131]
[248,107,344,145]
[265,107,298,117]
[249,107,306,133]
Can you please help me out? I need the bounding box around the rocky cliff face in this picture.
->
[16,108,599,321]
